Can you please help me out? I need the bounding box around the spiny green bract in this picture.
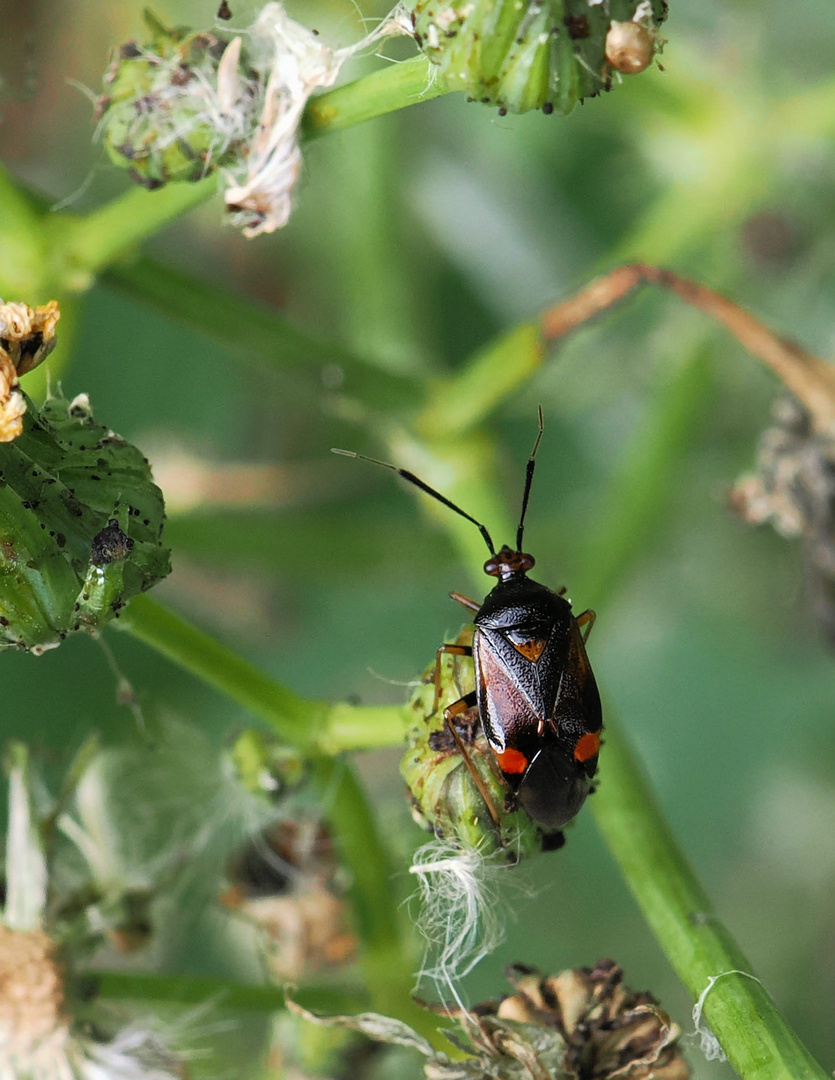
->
[0,391,170,653]
[96,10,253,189]
[400,628,555,858]
[411,0,667,115]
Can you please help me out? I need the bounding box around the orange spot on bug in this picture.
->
[511,637,547,663]
[497,748,529,774]
[573,731,600,763]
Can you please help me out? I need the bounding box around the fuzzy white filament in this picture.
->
[4,759,48,932]
[222,2,412,237]
[691,970,763,1062]
[409,840,516,1003]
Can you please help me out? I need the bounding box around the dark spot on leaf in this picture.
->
[91,519,134,565]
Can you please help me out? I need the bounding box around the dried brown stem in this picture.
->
[541,264,835,431]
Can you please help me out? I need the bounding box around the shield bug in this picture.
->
[333,412,602,835]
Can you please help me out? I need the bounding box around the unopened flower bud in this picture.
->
[97,12,252,189]
[97,4,410,235]
[0,389,170,653]
[410,0,667,115]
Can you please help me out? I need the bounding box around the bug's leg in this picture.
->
[556,585,567,597]
[444,692,477,718]
[450,591,480,613]
[576,608,596,643]
[444,694,501,827]
[432,643,473,713]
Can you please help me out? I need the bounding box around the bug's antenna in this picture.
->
[516,406,544,552]
[332,448,496,556]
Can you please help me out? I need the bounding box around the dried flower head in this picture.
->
[97,4,410,236]
[0,747,188,1079]
[486,960,689,1080]
[289,959,688,1080]
[730,395,835,641]
[221,819,356,980]
[0,299,59,442]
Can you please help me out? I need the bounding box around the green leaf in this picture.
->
[0,391,170,652]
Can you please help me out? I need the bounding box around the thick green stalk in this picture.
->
[594,720,828,1080]
[123,594,326,747]
[304,57,447,139]
[83,971,355,1013]
[50,180,217,288]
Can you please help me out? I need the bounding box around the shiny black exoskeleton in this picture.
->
[333,411,602,835]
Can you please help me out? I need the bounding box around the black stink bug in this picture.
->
[333,411,601,834]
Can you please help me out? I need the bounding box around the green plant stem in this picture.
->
[51,179,218,287]
[594,720,828,1080]
[102,257,419,410]
[122,594,404,751]
[322,702,406,752]
[303,56,447,139]
[83,971,361,1014]
[573,346,714,606]
[416,323,544,439]
[123,594,326,747]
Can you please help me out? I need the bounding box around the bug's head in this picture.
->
[484,544,535,582]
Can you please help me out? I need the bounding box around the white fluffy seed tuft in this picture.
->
[408,839,526,1004]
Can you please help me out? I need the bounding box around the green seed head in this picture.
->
[0,391,170,653]
[229,729,307,800]
[411,0,667,114]
[96,10,256,188]
[401,627,557,858]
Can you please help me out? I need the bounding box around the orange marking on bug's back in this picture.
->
[512,637,547,663]
[497,748,529,774]
[573,731,600,763]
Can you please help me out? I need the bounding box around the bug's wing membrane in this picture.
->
[474,629,534,753]
[474,623,568,750]
[515,744,591,830]
[551,620,602,776]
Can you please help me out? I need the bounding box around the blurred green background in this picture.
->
[2,0,835,1076]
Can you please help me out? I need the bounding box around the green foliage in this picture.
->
[0,392,170,652]
[412,0,666,114]
[2,1,835,1078]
